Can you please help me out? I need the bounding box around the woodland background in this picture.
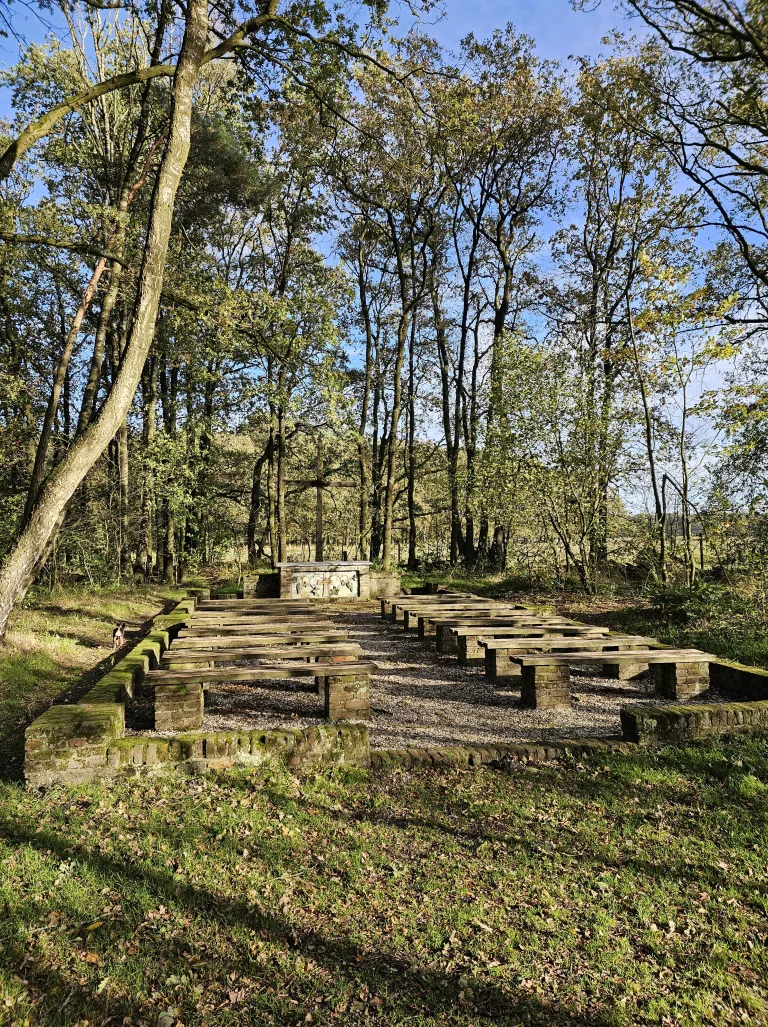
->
[2,0,768,608]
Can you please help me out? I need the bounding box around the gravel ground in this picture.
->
[168,608,691,747]
[127,606,734,745]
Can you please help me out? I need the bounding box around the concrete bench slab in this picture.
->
[162,643,363,667]
[402,604,527,631]
[455,625,609,665]
[481,635,658,680]
[172,631,349,649]
[433,617,581,652]
[378,593,473,617]
[178,621,336,637]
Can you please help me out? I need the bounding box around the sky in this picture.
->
[415,0,628,62]
[0,0,631,84]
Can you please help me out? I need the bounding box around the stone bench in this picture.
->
[509,649,715,709]
[145,660,377,730]
[172,630,350,649]
[402,603,527,632]
[162,642,363,668]
[177,619,337,638]
[481,635,657,680]
[386,595,476,622]
[378,591,471,614]
[433,616,581,653]
[456,626,609,665]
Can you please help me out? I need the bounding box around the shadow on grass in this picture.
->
[0,814,620,1027]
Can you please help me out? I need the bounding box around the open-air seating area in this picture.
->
[143,599,377,732]
[377,590,718,709]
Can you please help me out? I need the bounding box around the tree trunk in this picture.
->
[0,0,208,640]
[382,321,407,572]
[407,315,417,570]
[277,405,287,563]
[247,442,270,567]
[137,354,157,578]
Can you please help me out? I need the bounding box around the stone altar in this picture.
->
[277,561,372,599]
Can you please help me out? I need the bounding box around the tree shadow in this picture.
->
[0,815,624,1027]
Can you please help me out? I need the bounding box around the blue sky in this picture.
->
[418,0,629,61]
[0,0,631,81]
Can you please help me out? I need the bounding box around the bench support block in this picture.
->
[155,682,204,732]
[457,636,485,665]
[486,648,522,682]
[652,661,709,701]
[324,674,370,720]
[436,626,458,654]
[602,654,649,680]
[521,665,571,709]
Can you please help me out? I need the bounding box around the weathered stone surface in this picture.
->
[154,681,204,732]
[653,661,709,701]
[520,664,571,709]
[324,673,370,721]
[621,699,768,744]
[25,704,124,787]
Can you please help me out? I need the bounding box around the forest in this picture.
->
[2,0,768,633]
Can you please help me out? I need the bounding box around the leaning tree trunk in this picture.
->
[0,0,208,641]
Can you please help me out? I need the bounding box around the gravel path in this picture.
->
[193,608,681,748]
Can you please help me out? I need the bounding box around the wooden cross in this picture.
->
[287,436,357,560]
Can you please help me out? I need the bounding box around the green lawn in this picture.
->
[1,741,767,1026]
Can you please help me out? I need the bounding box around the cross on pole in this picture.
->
[287,436,357,560]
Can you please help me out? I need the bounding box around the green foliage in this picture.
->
[649,582,752,627]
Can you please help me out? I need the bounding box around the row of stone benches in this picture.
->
[143,600,376,731]
[379,592,714,706]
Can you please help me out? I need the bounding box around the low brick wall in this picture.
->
[710,659,768,700]
[25,597,194,787]
[370,736,633,771]
[26,704,125,787]
[621,700,768,744]
[369,571,401,598]
[24,593,371,786]
[106,723,369,776]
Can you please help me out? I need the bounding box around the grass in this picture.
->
[1,579,768,1025]
[0,584,184,780]
[0,743,767,1026]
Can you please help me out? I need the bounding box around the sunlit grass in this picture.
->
[0,739,767,1025]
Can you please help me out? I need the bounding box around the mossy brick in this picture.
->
[116,651,152,682]
[80,680,125,706]
[27,704,124,746]
[147,629,171,652]
[621,699,768,743]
